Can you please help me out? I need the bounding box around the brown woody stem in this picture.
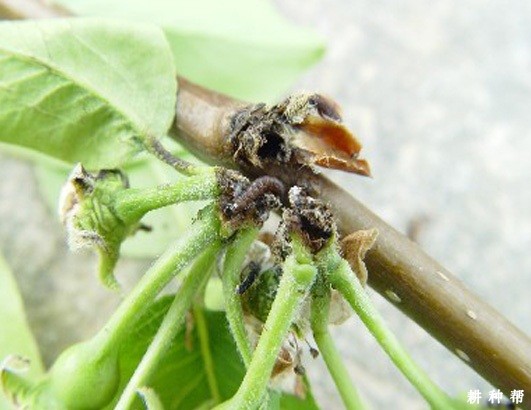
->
[2,1,530,406]
[173,81,531,403]
[318,178,531,400]
[0,0,70,19]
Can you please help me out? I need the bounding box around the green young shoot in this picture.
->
[98,206,221,351]
[221,227,260,367]
[59,165,135,289]
[113,168,218,223]
[322,246,455,409]
[60,164,219,289]
[214,236,317,410]
[311,285,365,410]
[115,243,221,410]
[2,207,222,410]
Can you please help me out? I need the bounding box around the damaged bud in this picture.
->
[218,169,284,229]
[275,186,336,256]
[228,93,370,183]
[58,164,139,289]
[341,228,379,287]
[270,334,306,383]
[241,264,283,324]
[1,355,34,407]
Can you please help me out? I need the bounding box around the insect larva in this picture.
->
[236,261,262,295]
[227,176,285,217]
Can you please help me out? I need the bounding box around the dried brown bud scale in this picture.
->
[275,186,336,256]
[227,93,371,182]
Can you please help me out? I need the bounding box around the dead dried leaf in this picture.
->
[341,228,379,287]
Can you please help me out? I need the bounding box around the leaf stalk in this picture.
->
[115,243,221,410]
[322,247,454,409]
[221,227,260,367]
[311,288,365,410]
[215,237,317,410]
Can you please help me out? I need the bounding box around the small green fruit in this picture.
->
[48,340,120,409]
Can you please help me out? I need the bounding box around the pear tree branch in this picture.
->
[172,76,531,403]
[1,0,530,404]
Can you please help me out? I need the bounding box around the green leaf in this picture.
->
[0,252,43,409]
[56,0,325,102]
[0,19,176,168]
[107,297,319,409]
[34,141,203,259]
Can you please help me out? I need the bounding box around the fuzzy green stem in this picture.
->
[221,227,260,367]
[215,246,317,410]
[95,208,220,352]
[326,250,454,409]
[311,289,365,410]
[193,304,222,404]
[115,243,221,410]
[114,170,218,223]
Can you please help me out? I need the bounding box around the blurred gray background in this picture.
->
[273,0,531,408]
[1,0,530,409]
